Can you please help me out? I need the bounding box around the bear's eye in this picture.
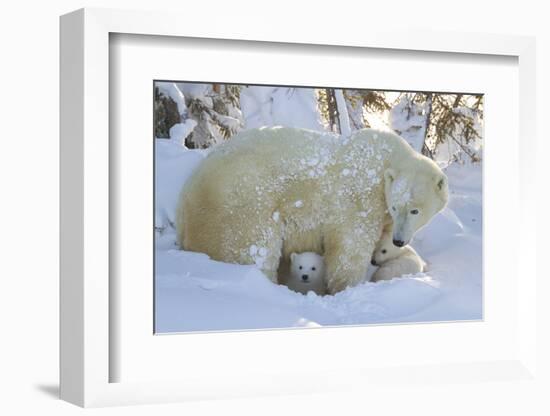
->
[392,206,396,211]
[381,249,387,254]
[410,209,419,215]
[311,267,316,271]
[299,266,302,270]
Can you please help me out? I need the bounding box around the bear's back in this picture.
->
[213,126,338,165]
[190,127,339,195]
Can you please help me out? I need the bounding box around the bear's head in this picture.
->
[384,160,448,247]
[289,252,325,285]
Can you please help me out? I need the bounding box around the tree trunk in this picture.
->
[334,89,352,137]
[421,93,434,158]
[325,89,339,133]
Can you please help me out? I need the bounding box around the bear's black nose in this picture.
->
[393,239,405,247]
[301,274,309,281]
[370,259,377,266]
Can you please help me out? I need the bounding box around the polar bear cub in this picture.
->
[286,252,327,295]
[371,226,426,282]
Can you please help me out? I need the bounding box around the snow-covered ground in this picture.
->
[154,139,482,333]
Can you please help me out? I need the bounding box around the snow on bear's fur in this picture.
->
[176,127,448,294]
[286,252,327,295]
[371,224,426,282]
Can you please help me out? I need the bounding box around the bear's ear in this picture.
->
[435,175,447,191]
[290,252,296,262]
[384,168,396,184]
[435,174,449,203]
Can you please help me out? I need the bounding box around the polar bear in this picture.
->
[177,127,448,294]
[370,224,426,282]
[285,252,327,295]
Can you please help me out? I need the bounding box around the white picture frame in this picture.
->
[60,8,539,408]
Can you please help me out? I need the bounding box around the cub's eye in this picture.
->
[410,209,419,215]
[392,206,396,211]
[311,267,316,271]
[381,249,387,254]
[299,266,302,270]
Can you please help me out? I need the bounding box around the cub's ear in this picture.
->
[290,252,296,262]
[384,168,396,184]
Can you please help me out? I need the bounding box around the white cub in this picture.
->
[371,226,426,282]
[287,252,327,295]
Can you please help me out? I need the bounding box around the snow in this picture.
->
[167,119,197,145]
[212,113,242,131]
[390,177,412,204]
[155,82,198,143]
[248,244,269,268]
[240,86,324,131]
[154,140,482,333]
[154,139,207,233]
[390,95,428,152]
[177,82,210,102]
[162,82,244,147]
[434,106,483,166]
[156,82,187,115]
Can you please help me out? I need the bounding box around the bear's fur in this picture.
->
[177,127,448,294]
[285,252,326,295]
[371,224,426,282]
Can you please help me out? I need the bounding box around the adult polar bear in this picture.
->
[177,127,448,294]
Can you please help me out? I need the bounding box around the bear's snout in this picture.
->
[393,239,405,247]
[371,259,377,266]
[301,274,309,282]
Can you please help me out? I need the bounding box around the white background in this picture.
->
[0,1,548,415]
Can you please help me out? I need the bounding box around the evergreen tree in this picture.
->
[154,82,482,166]
[359,90,391,118]
[154,87,181,138]
[427,93,483,163]
[318,88,341,133]
[390,92,483,163]
[182,84,244,148]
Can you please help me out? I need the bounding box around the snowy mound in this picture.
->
[155,140,482,333]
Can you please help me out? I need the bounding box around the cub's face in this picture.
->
[384,166,448,247]
[371,230,402,265]
[289,252,325,285]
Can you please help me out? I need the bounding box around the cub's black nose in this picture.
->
[301,274,309,281]
[370,259,377,266]
[393,239,405,247]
